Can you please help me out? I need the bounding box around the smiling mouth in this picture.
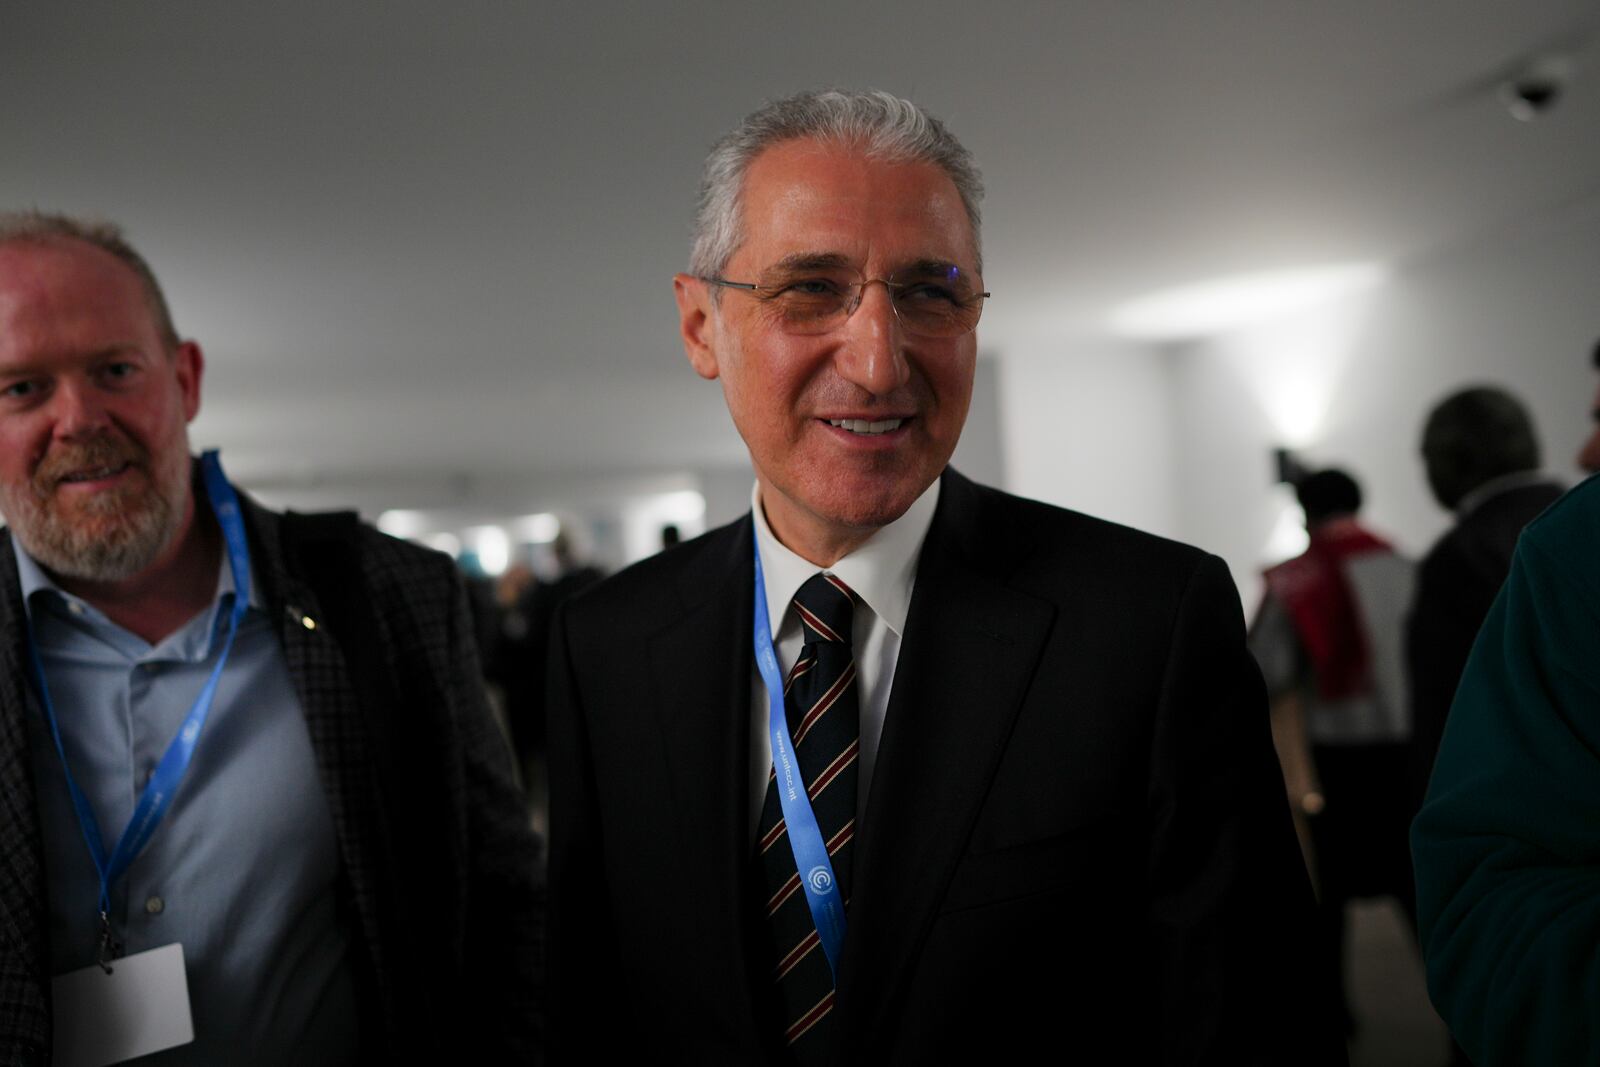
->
[56,462,133,485]
[826,418,906,435]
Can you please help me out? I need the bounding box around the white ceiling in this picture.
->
[4,1,1598,505]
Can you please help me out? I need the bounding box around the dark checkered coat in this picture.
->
[0,490,542,1065]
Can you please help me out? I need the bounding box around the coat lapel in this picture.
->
[837,471,1056,1046]
[643,517,766,1040]
[0,534,50,1047]
[0,497,396,1052]
[240,503,394,1011]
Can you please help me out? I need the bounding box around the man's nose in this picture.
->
[835,281,911,396]
[50,382,112,438]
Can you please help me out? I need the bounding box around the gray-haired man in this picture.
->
[548,90,1337,1063]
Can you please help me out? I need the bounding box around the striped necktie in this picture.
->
[754,571,860,1063]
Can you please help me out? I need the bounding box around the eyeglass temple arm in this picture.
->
[704,276,991,304]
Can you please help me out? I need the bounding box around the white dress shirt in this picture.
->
[748,479,941,839]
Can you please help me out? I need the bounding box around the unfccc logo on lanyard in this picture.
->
[751,546,849,978]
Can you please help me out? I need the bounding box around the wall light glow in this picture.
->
[1262,499,1310,564]
[620,490,709,564]
[469,526,511,576]
[423,532,462,559]
[655,491,708,525]
[514,512,561,544]
[377,509,428,540]
[1110,263,1387,343]
[1213,283,1384,447]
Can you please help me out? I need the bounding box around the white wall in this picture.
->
[994,194,1600,615]
[1171,196,1600,610]
[950,357,1007,491]
[997,336,1178,540]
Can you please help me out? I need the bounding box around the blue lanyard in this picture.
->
[752,545,848,979]
[25,450,251,944]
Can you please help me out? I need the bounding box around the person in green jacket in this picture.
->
[1412,473,1597,1065]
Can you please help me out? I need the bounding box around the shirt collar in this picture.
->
[750,477,940,639]
[1454,469,1557,519]
[11,528,261,629]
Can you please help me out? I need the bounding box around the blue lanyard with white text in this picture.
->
[25,450,250,961]
[753,544,848,979]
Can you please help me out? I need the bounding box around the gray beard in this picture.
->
[0,439,189,584]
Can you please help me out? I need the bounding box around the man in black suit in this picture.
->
[1408,387,1563,802]
[548,90,1335,1064]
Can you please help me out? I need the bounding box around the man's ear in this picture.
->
[175,340,205,422]
[673,273,721,381]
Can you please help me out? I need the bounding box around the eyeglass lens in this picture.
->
[754,264,985,337]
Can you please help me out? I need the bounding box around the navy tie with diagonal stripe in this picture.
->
[755,572,860,1062]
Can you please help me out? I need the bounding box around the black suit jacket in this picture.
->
[548,470,1338,1064]
[1406,479,1564,801]
[0,489,542,1065]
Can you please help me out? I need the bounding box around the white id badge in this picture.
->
[51,943,194,1067]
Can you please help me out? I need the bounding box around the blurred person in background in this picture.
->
[1249,468,1414,1036]
[486,561,540,770]
[488,532,602,832]
[1408,387,1561,807]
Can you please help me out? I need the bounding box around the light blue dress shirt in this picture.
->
[17,539,360,1065]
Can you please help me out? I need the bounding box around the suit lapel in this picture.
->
[645,518,766,1038]
[242,503,394,1008]
[837,472,1056,1046]
[0,498,395,1049]
[0,534,49,1043]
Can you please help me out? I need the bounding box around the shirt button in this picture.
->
[144,896,164,915]
[67,602,85,617]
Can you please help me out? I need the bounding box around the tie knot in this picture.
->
[793,572,855,645]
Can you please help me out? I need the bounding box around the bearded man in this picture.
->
[0,213,541,1065]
